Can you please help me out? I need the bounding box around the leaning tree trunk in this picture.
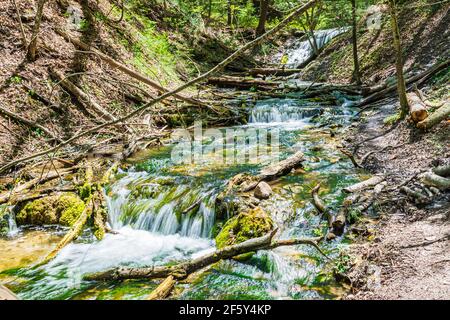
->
[388,0,409,118]
[351,0,362,85]
[27,0,47,61]
[256,0,270,36]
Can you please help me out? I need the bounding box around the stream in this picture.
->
[0,90,366,300]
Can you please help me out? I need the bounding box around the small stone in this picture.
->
[327,232,337,241]
[254,182,272,200]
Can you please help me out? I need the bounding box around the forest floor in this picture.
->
[342,102,450,300]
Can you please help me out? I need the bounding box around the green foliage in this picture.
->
[383,112,401,125]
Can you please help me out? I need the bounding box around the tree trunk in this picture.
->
[417,101,450,130]
[83,229,325,282]
[351,0,362,85]
[256,0,270,37]
[227,0,232,26]
[407,92,428,122]
[388,0,409,118]
[27,0,47,61]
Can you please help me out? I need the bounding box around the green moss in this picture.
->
[215,208,273,261]
[17,193,85,227]
[0,206,10,236]
[58,194,86,227]
[77,182,92,201]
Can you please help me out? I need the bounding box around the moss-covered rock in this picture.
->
[215,207,273,260]
[0,206,11,236]
[16,193,85,227]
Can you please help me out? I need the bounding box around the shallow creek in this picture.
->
[0,93,366,300]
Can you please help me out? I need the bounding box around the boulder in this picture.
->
[254,181,272,200]
[16,193,85,226]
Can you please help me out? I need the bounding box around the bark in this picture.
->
[207,76,279,90]
[417,101,450,130]
[247,68,302,77]
[407,92,428,122]
[27,0,47,61]
[55,29,205,107]
[83,229,326,282]
[433,165,450,178]
[311,183,326,214]
[13,0,27,47]
[0,104,61,142]
[0,0,321,174]
[147,275,176,300]
[343,175,385,193]
[258,151,305,182]
[0,167,76,204]
[256,0,270,37]
[388,0,409,118]
[421,172,450,190]
[351,0,361,85]
[50,69,134,134]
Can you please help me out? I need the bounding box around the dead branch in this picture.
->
[147,275,176,300]
[12,0,27,47]
[83,229,325,282]
[343,175,385,193]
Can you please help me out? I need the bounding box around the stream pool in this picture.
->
[0,93,366,300]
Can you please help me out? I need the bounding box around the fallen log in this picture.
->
[0,167,76,204]
[359,59,450,107]
[50,69,133,134]
[400,186,429,203]
[421,172,450,190]
[433,165,450,178]
[247,68,302,77]
[258,151,305,181]
[407,92,428,122]
[343,175,385,193]
[207,76,280,90]
[0,104,61,142]
[147,275,176,300]
[83,229,326,282]
[0,0,322,174]
[311,183,326,214]
[417,101,450,130]
[55,29,204,107]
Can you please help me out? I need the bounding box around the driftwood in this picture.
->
[0,104,61,142]
[407,92,428,122]
[343,175,385,193]
[147,275,176,300]
[311,183,326,214]
[55,29,204,107]
[0,285,19,300]
[0,0,321,174]
[359,59,450,107]
[417,101,450,130]
[247,68,302,77]
[83,229,326,282]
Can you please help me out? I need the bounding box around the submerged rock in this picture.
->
[254,181,272,200]
[16,193,85,227]
[215,207,273,260]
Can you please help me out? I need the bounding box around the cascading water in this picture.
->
[280,28,349,68]
[2,88,362,300]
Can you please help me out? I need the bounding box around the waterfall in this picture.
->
[105,171,217,239]
[249,99,321,125]
[284,27,349,67]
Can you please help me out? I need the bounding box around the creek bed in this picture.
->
[0,93,366,300]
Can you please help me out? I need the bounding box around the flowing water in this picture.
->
[276,28,349,67]
[0,91,365,300]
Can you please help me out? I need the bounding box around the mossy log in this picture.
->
[433,165,450,178]
[417,101,450,130]
[83,229,326,282]
[421,172,450,190]
[247,68,302,77]
[207,76,280,90]
[0,167,76,205]
[147,275,176,300]
[407,92,428,122]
